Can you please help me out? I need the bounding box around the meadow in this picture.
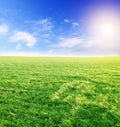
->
[0,56,120,127]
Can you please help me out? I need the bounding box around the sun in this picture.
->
[100,23,114,35]
[98,20,118,40]
[87,9,119,40]
[88,17,118,39]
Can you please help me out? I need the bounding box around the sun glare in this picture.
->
[100,22,115,36]
[89,18,118,39]
[87,8,119,40]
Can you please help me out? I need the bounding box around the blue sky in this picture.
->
[0,0,120,56]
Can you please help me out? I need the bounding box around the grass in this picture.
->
[0,56,120,127]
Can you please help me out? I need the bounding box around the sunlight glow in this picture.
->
[100,22,115,36]
[89,17,118,40]
[85,7,120,53]
[87,8,119,40]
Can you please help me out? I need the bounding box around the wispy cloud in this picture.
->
[84,37,120,55]
[35,19,53,32]
[0,24,9,35]
[72,22,79,27]
[64,19,79,28]
[64,19,70,23]
[25,19,53,34]
[57,37,84,48]
[25,18,54,42]
[55,35,119,56]
[35,19,50,25]
[10,31,37,47]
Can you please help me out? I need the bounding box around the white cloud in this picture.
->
[34,19,53,32]
[84,37,120,55]
[0,24,9,35]
[72,22,79,27]
[56,35,119,56]
[59,37,65,40]
[57,38,83,48]
[25,19,53,36]
[64,19,70,23]
[10,31,37,47]
[64,19,79,28]
[35,19,49,25]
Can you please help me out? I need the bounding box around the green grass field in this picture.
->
[0,56,120,127]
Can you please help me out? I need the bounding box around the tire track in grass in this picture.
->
[61,77,120,127]
[51,79,95,126]
[62,95,89,127]
[61,81,94,126]
[51,80,80,101]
